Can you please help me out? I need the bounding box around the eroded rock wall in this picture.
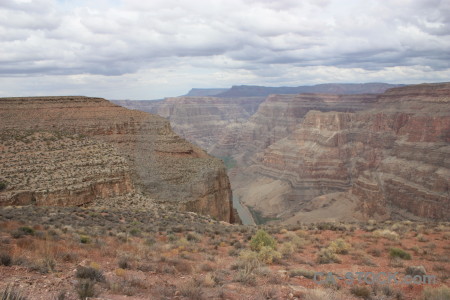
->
[212,93,378,163]
[0,97,233,222]
[237,83,450,221]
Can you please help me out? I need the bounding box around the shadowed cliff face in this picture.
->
[0,96,233,222]
[234,83,450,222]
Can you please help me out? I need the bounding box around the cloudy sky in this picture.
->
[0,0,449,99]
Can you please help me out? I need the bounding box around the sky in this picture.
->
[0,0,449,100]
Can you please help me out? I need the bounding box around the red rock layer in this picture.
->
[245,83,450,221]
[0,97,233,222]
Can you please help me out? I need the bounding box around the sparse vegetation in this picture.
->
[389,247,412,260]
[249,229,276,251]
[0,285,27,300]
[420,285,450,300]
[0,206,448,299]
[0,253,12,266]
[0,181,7,191]
[75,266,105,282]
[328,238,350,254]
[75,280,97,300]
[317,248,341,264]
[350,285,371,299]
[373,229,399,241]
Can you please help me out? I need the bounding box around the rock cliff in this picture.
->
[234,83,450,222]
[114,96,266,152]
[0,130,134,206]
[211,93,379,161]
[0,97,233,222]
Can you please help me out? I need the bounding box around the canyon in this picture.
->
[0,96,234,222]
[118,83,450,223]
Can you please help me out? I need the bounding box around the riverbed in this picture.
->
[232,195,255,225]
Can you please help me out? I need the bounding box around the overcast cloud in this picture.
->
[0,0,449,99]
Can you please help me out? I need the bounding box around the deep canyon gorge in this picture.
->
[114,83,450,224]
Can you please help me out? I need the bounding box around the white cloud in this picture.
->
[0,0,449,99]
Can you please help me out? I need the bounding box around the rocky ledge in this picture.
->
[0,96,234,222]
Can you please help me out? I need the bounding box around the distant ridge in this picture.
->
[184,88,229,97]
[216,83,404,97]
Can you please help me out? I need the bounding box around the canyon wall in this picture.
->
[0,130,134,207]
[112,84,400,155]
[234,83,450,222]
[114,96,266,152]
[210,93,378,161]
[0,97,233,222]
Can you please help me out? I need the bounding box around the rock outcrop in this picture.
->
[0,96,234,222]
[0,130,133,206]
[234,83,450,222]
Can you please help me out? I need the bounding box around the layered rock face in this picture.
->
[112,84,398,158]
[211,93,378,161]
[0,131,133,206]
[235,83,450,222]
[115,96,266,152]
[0,97,233,222]
[111,99,163,114]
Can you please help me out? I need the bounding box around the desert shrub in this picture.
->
[350,285,371,299]
[186,232,201,242]
[200,263,214,272]
[0,285,27,300]
[280,242,295,258]
[12,226,35,238]
[75,280,97,300]
[228,248,239,256]
[233,270,257,286]
[0,253,12,266]
[405,266,426,277]
[0,181,7,191]
[54,290,66,300]
[60,252,78,263]
[417,234,429,242]
[359,255,377,267]
[169,259,193,274]
[420,285,450,300]
[109,278,140,296]
[178,279,203,300]
[249,229,276,251]
[389,257,405,268]
[373,229,399,241]
[237,250,260,272]
[328,238,350,254]
[369,248,382,257]
[129,228,141,237]
[118,257,131,269]
[176,237,190,248]
[389,248,411,260]
[144,237,156,247]
[257,246,281,264]
[79,235,90,244]
[317,248,340,264]
[303,288,343,300]
[289,269,315,279]
[290,235,309,249]
[75,266,105,282]
[377,285,404,299]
